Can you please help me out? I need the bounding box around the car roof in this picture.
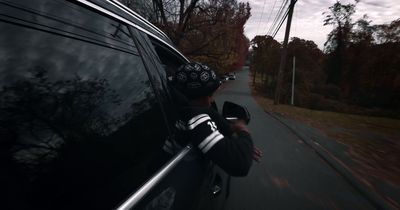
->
[77,0,189,62]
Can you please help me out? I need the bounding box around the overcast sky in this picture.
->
[242,0,400,50]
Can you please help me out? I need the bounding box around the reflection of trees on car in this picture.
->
[1,68,122,174]
[1,68,164,209]
[0,0,256,208]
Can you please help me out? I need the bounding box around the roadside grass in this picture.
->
[251,77,400,190]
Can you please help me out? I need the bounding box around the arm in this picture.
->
[187,114,254,177]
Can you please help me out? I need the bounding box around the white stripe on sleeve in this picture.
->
[188,116,210,130]
[198,130,222,150]
[201,134,224,153]
[188,114,209,125]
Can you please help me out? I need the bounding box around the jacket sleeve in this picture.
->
[187,113,254,177]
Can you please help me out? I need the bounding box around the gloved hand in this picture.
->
[230,120,262,162]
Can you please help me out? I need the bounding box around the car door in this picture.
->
[0,1,179,209]
[132,35,231,210]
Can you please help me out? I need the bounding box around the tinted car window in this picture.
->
[130,27,169,100]
[151,39,187,80]
[130,27,184,132]
[0,1,171,209]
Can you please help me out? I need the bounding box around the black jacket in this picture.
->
[175,105,254,177]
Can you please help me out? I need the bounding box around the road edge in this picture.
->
[265,111,396,210]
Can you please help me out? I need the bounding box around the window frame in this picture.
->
[73,0,189,63]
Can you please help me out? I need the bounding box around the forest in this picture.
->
[251,1,400,117]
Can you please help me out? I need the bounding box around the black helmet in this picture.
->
[174,62,221,99]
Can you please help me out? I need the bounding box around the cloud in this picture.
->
[242,0,400,49]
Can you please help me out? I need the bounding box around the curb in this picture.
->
[265,111,396,210]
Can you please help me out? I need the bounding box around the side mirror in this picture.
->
[222,101,250,124]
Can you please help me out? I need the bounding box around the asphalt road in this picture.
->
[214,67,375,210]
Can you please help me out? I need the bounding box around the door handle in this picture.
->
[211,185,221,195]
[210,174,223,196]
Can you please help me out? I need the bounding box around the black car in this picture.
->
[220,75,228,82]
[0,0,230,209]
[227,73,236,80]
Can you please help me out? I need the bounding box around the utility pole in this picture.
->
[291,56,296,105]
[274,0,297,105]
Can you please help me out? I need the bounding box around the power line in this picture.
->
[272,6,290,38]
[256,0,268,35]
[267,0,286,35]
[263,0,278,35]
[270,0,289,35]
[269,6,288,37]
[267,0,289,35]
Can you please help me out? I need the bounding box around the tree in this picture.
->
[273,38,325,105]
[351,15,374,45]
[374,19,400,44]
[323,0,357,52]
[119,0,251,74]
[287,37,324,88]
[323,0,357,86]
[323,2,400,110]
[250,35,281,96]
[182,0,251,73]
[119,0,200,45]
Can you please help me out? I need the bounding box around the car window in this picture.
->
[131,28,189,135]
[130,27,170,100]
[151,39,187,80]
[0,1,172,209]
